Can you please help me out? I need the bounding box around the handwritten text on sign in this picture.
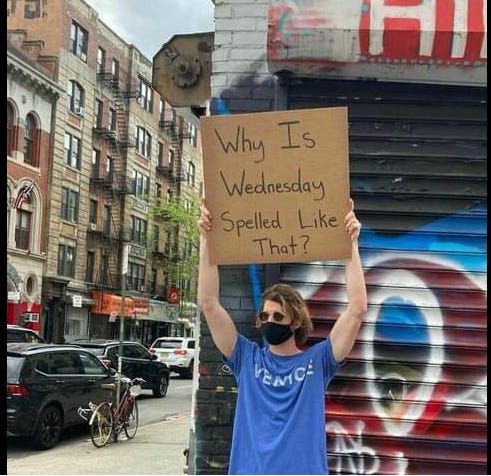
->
[200,107,351,265]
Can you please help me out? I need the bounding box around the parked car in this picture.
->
[149,337,195,379]
[7,342,118,450]
[72,339,170,398]
[7,325,45,343]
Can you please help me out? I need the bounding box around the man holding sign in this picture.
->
[197,195,366,475]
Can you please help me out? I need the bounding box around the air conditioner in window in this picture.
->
[74,106,85,116]
[89,223,97,231]
[24,312,40,323]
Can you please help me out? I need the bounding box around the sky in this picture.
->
[84,0,215,60]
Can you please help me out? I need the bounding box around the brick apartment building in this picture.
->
[7,0,203,345]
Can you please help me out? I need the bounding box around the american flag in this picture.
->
[12,181,35,210]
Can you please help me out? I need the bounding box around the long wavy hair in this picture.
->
[258,283,313,346]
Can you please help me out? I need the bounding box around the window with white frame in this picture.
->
[96,47,105,73]
[67,80,85,114]
[70,21,88,62]
[64,132,81,169]
[23,113,38,166]
[60,188,79,223]
[135,126,151,157]
[15,209,31,250]
[127,261,146,291]
[138,77,153,112]
[57,244,76,277]
[187,161,196,187]
[94,99,103,127]
[130,215,147,245]
[188,123,197,148]
[131,170,149,198]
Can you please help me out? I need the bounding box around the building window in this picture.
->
[89,199,97,225]
[152,225,159,251]
[67,80,85,115]
[70,21,88,62]
[86,251,95,282]
[96,47,106,73]
[128,262,146,291]
[57,244,76,277]
[61,188,79,222]
[64,132,81,169]
[7,102,15,156]
[105,156,114,181]
[189,123,198,148]
[103,205,111,234]
[130,216,147,245]
[187,161,196,187]
[108,108,116,132]
[137,77,153,112]
[159,98,164,121]
[94,99,103,127]
[91,149,100,177]
[157,141,164,167]
[131,170,149,198]
[164,229,172,255]
[100,251,110,286]
[135,126,151,158]
[150,269,157,294]
[23,113,37,165]
[111,58,119,82]
[15,209,31,250]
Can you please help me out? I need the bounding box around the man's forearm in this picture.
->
[197,235,220,310]
[345,241,367,317]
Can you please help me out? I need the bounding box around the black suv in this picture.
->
[7,342,118,450]
[72,340,170,398]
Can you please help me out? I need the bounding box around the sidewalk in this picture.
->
[7,412,191,475]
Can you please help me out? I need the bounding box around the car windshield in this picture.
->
[153,340,183,349]
[7,329,43,343]
[7,355,25,381]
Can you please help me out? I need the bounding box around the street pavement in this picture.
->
[7,412,191,475]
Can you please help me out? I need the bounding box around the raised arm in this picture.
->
[329,198,368,362]
[197,204,237,359]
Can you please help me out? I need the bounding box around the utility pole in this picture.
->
[116,242,129,407]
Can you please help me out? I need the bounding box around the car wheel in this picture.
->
[31,405,63,450]
[152,375,169,398]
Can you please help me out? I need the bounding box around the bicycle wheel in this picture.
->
[123,399,139,440]
[90,402,114,448]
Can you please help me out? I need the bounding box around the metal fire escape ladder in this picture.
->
[91,70,138,290]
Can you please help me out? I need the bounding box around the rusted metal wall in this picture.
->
[280,77,487,474]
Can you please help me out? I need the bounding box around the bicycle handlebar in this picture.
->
[100,377,145,391]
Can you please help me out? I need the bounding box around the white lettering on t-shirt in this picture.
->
[254,359,314,387]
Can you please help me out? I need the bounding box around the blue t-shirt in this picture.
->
[224,334,342,475]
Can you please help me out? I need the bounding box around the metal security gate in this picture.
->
[282,78,487,474]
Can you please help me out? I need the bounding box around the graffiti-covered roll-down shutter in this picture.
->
[281,78,487,475]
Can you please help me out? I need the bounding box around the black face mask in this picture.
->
[260,322,294,345]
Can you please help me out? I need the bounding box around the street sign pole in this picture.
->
[116,243,129,408]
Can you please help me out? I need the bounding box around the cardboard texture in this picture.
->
[200,107,351,265]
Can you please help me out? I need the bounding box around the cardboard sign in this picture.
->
[200,107,351,265]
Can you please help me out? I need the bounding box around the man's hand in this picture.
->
[198,199,212,236]
[344,198,362,244]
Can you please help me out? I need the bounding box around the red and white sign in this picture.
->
[268,0,486,84]
[167,287,180,305]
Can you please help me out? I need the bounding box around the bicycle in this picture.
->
[78,376,145,448]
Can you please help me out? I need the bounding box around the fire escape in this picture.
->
[88,70,138,291]
[155,108,192,298]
